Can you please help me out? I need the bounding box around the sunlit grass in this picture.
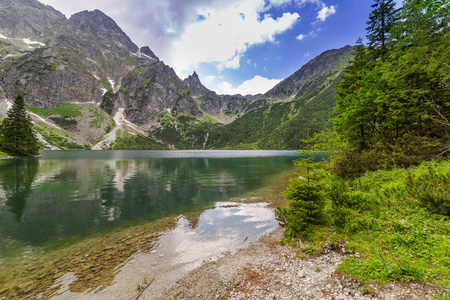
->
[284,158,450,287]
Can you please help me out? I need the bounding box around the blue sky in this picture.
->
[39,0,391,95]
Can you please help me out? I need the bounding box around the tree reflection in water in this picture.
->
[0,158,39,221]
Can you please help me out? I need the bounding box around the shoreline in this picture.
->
[0,154,42,159]
[151,227,444,299]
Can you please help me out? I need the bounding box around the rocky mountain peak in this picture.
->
[0,0,65,40]
[68,9,138,53]
[139,46,158,60]
[0,0,49,9]
[183,71,209,96]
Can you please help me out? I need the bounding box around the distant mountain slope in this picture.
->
[150,46,354,150]
[205,46,354,149]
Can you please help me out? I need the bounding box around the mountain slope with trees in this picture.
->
[150,45,354,150]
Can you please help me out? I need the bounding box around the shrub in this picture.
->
[406,166,450,216]
[276,178,325,238]
[330,134,444,178]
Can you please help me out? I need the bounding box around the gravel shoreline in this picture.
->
[149,227,444,300]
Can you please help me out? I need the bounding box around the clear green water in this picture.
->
[0,150,299,260]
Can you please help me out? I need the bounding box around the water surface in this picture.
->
[0,150,300,298]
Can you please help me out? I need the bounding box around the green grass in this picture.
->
[202,114,221,124]
[432,293,450,300]
[129,68,145,74]
[113,130,169,150]
[26,103,82,118]
[33,122,86,150]
[282,158,450,288]
[88,107,107,129]
[0,150,13,158]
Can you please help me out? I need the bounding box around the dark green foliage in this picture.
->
[276,179,325,237]
[49,116,78,130]
[0,93,39,157]
[0,158,39,221]
[406,166,450,216]
[100,90,115,115]
[276,133,325,238]
[328,181,358,228]
[202,79,340,150]
[330,134,443,178]
[332,1,450,176]
[153,125,181,147]
[366,0,398,58]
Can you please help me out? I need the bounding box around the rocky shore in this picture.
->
[152,227,443,300]
[0,154,42,159]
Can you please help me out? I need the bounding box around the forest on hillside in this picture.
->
[329,0,449,176]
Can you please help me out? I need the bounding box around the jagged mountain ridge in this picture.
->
[0,0,65,41]
[0,0,354,150]
[0,1,250,118]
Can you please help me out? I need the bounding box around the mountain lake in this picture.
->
[0,150,305,299]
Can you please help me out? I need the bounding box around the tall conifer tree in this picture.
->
[366,0,398,58]
[0,93,39,157]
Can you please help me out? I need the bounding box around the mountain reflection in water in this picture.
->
[0,150,303,299]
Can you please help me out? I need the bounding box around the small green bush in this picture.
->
[406,166,450,216]
[276,178,325,238]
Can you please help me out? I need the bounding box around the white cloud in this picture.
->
[296,33,306,41]
[317,5,336,22]
[170,0,300,76]
[309,30,318,38]
[216,75,281,95]
[204,75,216,83]
[303,51,310,58]
[267,0,292,7]
[218,54,242,71]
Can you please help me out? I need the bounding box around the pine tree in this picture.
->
[330,0,450,176]
[334,38,376,150]
[275,130,325,238]
[0,93,39,157]
[366,0,398,58]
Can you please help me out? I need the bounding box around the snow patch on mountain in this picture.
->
[22,38,45,46]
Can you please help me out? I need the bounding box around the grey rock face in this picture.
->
[183,72,209,97]
[67,10,139,54]
[0,0,262,132]
[0,0,208,123]
[0,0,65,41]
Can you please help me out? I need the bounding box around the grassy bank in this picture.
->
[0,150,14,159]
[280,157,450,296]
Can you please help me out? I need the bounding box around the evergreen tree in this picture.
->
[366,0,398,58]
[275,131,325,238]
[0,93,40,157]
[331,0,449,176]
[334,38,375,150]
